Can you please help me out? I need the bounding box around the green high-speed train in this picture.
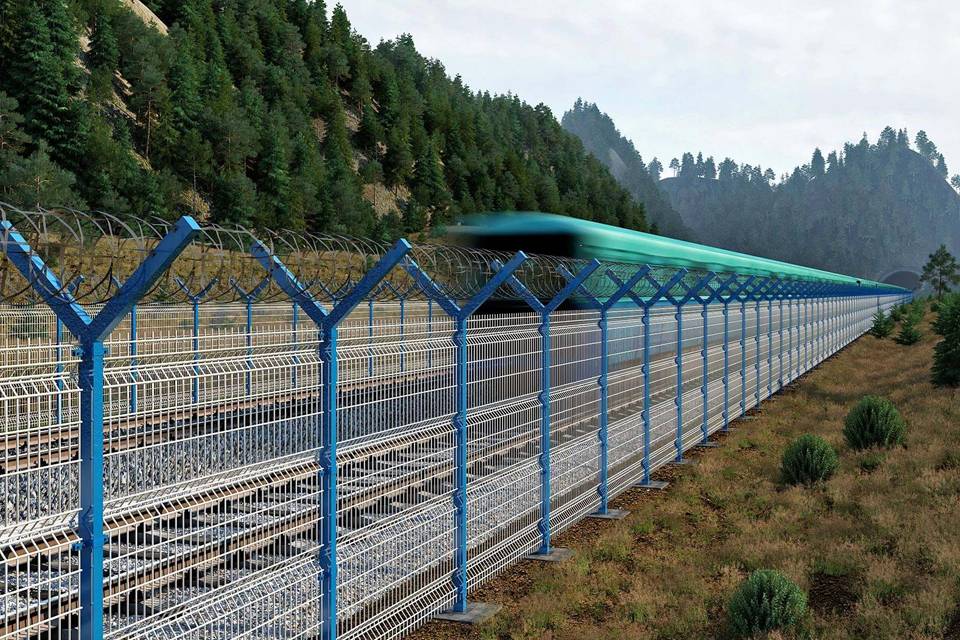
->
[450,211,895,290]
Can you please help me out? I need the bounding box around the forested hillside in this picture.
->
[0,0,647,239]
[561,100,694,239]
[658,129,960,278]
[566,99,960,279]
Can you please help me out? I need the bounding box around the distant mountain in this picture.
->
[564,98,960,281]
[561,100,694,239]
[659,130,960,280]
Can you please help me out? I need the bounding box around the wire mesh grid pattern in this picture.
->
[0,207,909,640]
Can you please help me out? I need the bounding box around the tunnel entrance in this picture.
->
[881,270,921,290]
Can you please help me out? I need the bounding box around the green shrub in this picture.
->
[843,396,907,450]
[781,434,839,486]
[727,569,807,638]
[894,315,921,345]
[889,304,905,323]
[932,293,960,386]
[857,451,885,473]
[869,309,895,338]
[932,293,960,336]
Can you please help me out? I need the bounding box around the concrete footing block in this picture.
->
[633,480,670,490]
[587,508,630,520]
[525,547,574,563]
[434,602,502,625]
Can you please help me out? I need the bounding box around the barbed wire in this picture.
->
[0,204,847,308]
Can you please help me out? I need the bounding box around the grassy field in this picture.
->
[414,309,960,639]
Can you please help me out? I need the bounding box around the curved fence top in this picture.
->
[0,204,905,308]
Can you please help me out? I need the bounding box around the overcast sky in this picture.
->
[341,0,959,177]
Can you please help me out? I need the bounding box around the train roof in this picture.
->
[455,212,901,290]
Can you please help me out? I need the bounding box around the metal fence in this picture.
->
[0,209,909,640]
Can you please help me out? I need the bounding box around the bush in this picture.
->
[889,304,905,323]
[932,293,960,336]
[932,293,960,386]
[869,309,894,338]
[843,396,906,450]
[727,569,807,638]
[781,434,839,486]
[894,315,921,345]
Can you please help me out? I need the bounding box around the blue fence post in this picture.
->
[642,303,653,479]
[292,302,300,388]
[766,284,774,399]
[702,275,735,440]
[563,265,654,514]
[740,294,748,417]
[175,277,218,405]
[722,296,730,430]
[404,250,527,613]
[253,237,412,640]
[754,292,761,407]
[777,285,787,389]
[671,272,713,461]
[506,260,600,556]
[230,276,270,396]
[803,292,809,373]
[701,297,709,443]
[367,296,375,377]
[674,301,684,459]
[606,268,686,487]
[0,215,200,640]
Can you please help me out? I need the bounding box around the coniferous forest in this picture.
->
[0,0,647,239]
[564,101,960,280]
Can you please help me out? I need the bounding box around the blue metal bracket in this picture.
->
[251,238,412,640]
[602,267,689,485]
[668,272,713,462]
[555,264,652,510]
[504,259,600,555]
[0,215,200,640]
[405,250,527,613]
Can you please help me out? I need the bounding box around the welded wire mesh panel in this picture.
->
[548,310,601,533]
[465,312,541,588]
[0,307,81,638]
[0,536,80,639]
[605,307,646,496]
[336,303,457,640]
[704,305,727,436]
[647,306,678,470]
[0,283,909,640]
[101,302,325,640]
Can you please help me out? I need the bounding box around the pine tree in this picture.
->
[167,28,203,131]
[935,154,948,177]
[88,9,120,102]
[811,148,825,177]
[356,103,384,155]
[0,142,84,209]
[920,245,960,299]
[0,92,30,165]
[10,3,72,150]
[383,124,414,189]
[256,119,292,229]
[703,156,716,180]
[42,0,79,90]
[411,142,449,215]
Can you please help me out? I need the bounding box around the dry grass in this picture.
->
[412,308,960,640]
